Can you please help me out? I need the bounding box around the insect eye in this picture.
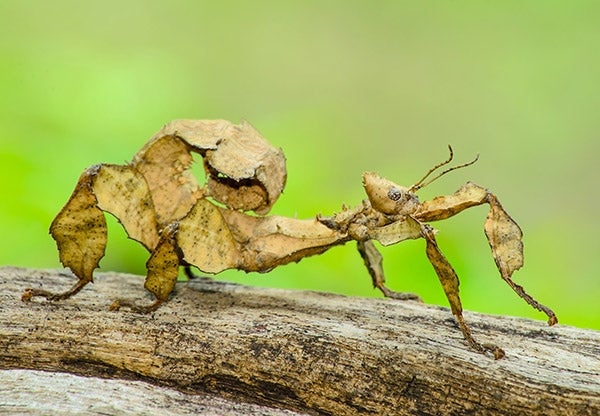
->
[387,187,403,201]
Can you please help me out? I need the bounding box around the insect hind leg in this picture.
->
[22,277,92,302]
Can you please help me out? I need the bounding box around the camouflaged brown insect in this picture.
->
[22,119,557,359]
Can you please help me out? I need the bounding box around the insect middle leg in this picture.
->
[357,240,422,301]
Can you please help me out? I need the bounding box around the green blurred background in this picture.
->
[1,1,598,329]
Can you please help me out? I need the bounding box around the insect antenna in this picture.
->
[410,145,454,191]
[410,145,479,191]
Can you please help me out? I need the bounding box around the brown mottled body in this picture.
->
[23,120,556,359]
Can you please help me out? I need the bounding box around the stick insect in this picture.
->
[23,119,557,359]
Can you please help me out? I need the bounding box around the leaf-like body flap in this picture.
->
[133,119,286,217]
[204,119,286,214]
[93,164,159,251]
[132,130,202,227]
[221,209,346,272]
[176,198,238,274]
[248,216,343,269]
[368,216,422,246]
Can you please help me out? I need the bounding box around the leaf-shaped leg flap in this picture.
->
[144,224,180,303]
[485,194,557,325]
[422,225,505,359]
[23,165,108,301]
[110,224,180,313]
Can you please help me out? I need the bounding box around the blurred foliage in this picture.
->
[0,1,598,329]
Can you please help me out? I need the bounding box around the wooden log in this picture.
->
[0,369,306,415]
[0,266,598,415]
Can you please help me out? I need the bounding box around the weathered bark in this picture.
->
[1,266,598,415]
[0,369,305,415]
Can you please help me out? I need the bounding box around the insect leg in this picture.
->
[22,278,91,302]
[421,225,505,359]
[184,265,201,279]
[484,193,558,325]
[416,182,557,326]
[110,224,180,313]
[357,240,422,301]
[22,166,107,303]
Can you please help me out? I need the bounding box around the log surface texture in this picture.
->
[0,267,598,416]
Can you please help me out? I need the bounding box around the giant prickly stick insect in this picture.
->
[23,119,557,359]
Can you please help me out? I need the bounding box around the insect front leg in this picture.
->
[357,240,422,301]
[415,182,557,326]
[421,225,505,359]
